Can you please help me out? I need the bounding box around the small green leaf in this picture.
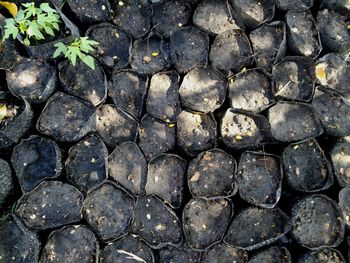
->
[11,201,17,213]
[15,9,24,21]
[3,18,18,39]
[44,25,55,36]
[23,37,30,46]
[80,42,94,52]
[53,41,65,48]
[23,2,36,18]
[66,46,82,66]
[4,17,15,26]
[53,42,67,58]
[79,37,99,53]
[80,36,99,45]
[18,20,27,33]
[79,44,93,53]
[21,3,31,8]
[27,22,45,40]
[71,38,80,46]
[40,3,57,14]
[45,13,60,23]
[87,39,99,46]
[82,55,95,70]
[36,13,47,27]
[69,54,77,66]
[51,22,60,31]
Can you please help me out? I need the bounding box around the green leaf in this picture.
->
[51,22,59,31]
[79,37,99,53]
[66,46,82,66]
[3,18,18,40]
[11,201,17,213]
[23,2,36,19]
[40,3,57,14]
[27,22,45,40]
[45,13,60,23]
[44,25,55,36]
[21,3,31,8]
[36,13,47,27]
[80,41,94,53]
[81,37,99,46]
[18,20,27,34]
[82,55,95,70]
[23,37,30,46]
[53,42,67,58]
[4,17,15,26]
[71,38,80,46]
[15,9,24,21]
[53,41,65,48]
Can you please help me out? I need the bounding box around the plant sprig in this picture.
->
[3,2,61,46]
[53,37,99,70]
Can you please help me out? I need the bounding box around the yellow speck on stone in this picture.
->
[240,67,247,73]
[194,114,202,125]
[115,32,120,38]
[143,56,152,63]
[293,145,299,150]
[118,1,124,6]
[190,172,200,182]
[246,131,253,137]
[229,77,235,84]
[316,65,326,80]
[0,104,7,122]
[202,224,207,229]
[341,149,345,156]
[347,25,350,30]
[151,51,159,57]
[101,4,106,10]
[155,224,166,231]
[168,123,176,128]
[203,98,209,102]
[235,135,243,140]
